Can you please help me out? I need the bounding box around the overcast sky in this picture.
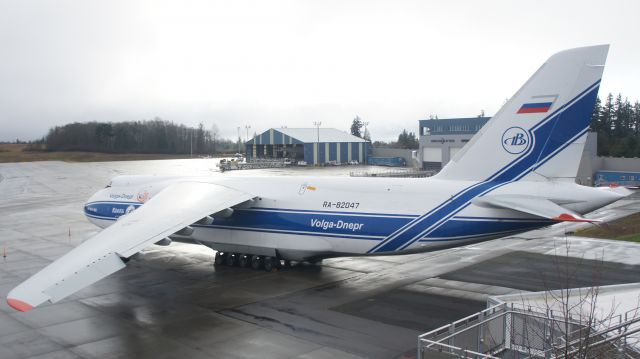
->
[1,0,639,142]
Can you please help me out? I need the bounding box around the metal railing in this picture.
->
[349,169,436,178]
[418,303,640,359]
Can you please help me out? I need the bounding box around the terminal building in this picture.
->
[418,117,490,170]
[245,128,369,166]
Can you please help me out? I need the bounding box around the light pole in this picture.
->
[313,121,321,143]
[363,121,369,140]
[237,126,241,152]
[245,125,251,142]
[313,121,321,166]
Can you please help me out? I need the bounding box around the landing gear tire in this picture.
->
[250,255,263,270]
[238,254,250,268]
[264,257,280,272]
[226,253,238,266]
[214,252,226,266]
[283,260,292,268]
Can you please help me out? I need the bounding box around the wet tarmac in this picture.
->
[1,160,639,359]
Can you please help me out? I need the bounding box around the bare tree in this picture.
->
[210,123,220,155]
[515,235,640,358]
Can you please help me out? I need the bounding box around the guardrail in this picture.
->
[418,302,640,359]
[349,169,436,178]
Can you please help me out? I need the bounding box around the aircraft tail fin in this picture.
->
[435,45,608,183]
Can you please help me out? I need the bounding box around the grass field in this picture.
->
[574,212,640,243]
[0,144,198,163]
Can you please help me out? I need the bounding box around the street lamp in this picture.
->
[237,126,241,152]
[313,121,321,166]
[313,121,321,143]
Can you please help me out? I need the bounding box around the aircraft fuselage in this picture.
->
[83,175,622,260]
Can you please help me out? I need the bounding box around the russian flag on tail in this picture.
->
[517,102,553,114]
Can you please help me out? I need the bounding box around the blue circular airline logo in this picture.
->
[501,126,530,154]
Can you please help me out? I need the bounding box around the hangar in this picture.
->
[245,128,369,165]
[418,117,490,171]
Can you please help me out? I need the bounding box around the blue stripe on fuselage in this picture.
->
[369,81,600,253]
[82,202,553,243]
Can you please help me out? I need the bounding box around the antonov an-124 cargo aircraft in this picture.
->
[7,45,631,312]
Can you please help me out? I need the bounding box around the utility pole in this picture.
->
[313,121,321,166]
[237,126,241,152]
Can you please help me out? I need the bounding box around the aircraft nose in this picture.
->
[84,188,107,216]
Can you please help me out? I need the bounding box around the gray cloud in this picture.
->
[1,0,639,142]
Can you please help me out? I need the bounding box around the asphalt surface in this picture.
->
[441,251,640,292]
[0,160,639,359]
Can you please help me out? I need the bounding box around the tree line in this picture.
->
[590,93,640,157]
[35,92,640,157]
[350,116,417,149]
[371,129,418,149]
[44,118,242,154]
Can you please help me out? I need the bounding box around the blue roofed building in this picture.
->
[245,128,369,166]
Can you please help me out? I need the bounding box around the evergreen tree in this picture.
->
[613,93,625,136]
[350,116,363,138]
[602,93,614,135]
[396,129,418,149]
[633,102,640,136]
[590,97,602,131]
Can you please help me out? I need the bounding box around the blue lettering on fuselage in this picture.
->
[84,202,142,220]
[310,218,364,232]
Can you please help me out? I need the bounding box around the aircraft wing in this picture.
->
[7,181,255,312]
[472,194,600,223]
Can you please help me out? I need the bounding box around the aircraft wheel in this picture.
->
[226,253,238,266]
[264,257,278,272]
[238,254,250,268]
[283,260,292,268]
[214,252,226,266]
[250,255,262,270]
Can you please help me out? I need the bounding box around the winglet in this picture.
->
[552,213,601,223]
[7,298,34,312]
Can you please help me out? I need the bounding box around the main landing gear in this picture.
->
[214,252,282,272]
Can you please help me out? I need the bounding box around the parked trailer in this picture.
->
[594,170,640,188]
[367,156,407,167]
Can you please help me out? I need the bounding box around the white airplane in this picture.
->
[7,44,631,312]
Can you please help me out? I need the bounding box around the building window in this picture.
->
[620,175,626,180]
[630,176,635,181]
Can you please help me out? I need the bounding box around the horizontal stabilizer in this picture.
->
[472,194,600,223]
